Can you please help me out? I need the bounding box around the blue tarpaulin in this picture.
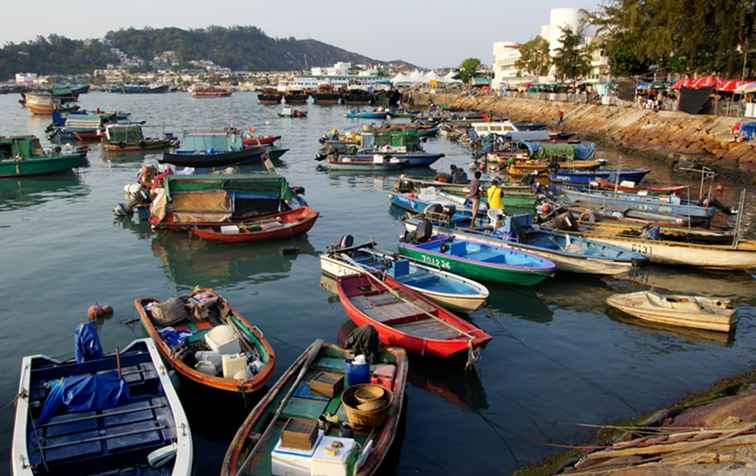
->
[38,372,130,424]
[740,122,756,140]
[74,322,103,363]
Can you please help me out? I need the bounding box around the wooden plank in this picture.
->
[585,433,756,459]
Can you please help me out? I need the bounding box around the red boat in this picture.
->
[191,206,319,243]
[593,178,688,194]
[336,274,492,358]
[241,132,281,147]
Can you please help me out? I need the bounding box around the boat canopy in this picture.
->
[165,174,294,201]
[180,132,243,152]
[106,124,145,142]
[522,141,596,161]
[0,135,44,159]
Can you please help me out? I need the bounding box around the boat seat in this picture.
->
[393,318,462,340]
[468,250,502,263]
[449,241,467,256]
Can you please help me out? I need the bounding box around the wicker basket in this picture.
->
[342,384,393,429]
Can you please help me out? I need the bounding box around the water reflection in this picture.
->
[486,285,554,323]
[0,172,89,211]
[606,308,734,347]
[536,276,613,314]
[150,233,316,289]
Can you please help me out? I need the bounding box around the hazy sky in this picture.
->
[3,1,600,67]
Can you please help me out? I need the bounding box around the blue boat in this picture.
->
[12,323,193,476]
[561,188,716,221]
[160,130,266,168]
[403,215,647,276]
[389,191,474,225]
[320,239,489,312]
[398,234,556,285]
[550,168,651,185]
[345,110,390,119]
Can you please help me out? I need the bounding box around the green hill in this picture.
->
[0,25,398,80]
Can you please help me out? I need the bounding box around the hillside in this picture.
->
[0,25,403,80]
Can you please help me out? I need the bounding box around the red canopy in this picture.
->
[716,79,749,92]
[673,75,750,91]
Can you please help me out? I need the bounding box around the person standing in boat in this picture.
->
[487,177,504,228]
[467,170,482,227]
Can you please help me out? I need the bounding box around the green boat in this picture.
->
[398,234,555,285]
[0,136,85,178]
[268,147,289,161]
[220,340,408,476]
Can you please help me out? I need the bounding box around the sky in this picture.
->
[3,0,601,68]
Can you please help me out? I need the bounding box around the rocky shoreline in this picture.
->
[405,92,756,184]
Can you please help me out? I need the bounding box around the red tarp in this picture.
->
[672,76,751,92]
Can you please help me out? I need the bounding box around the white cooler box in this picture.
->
[311,436,356,476]
[271,431,324,476]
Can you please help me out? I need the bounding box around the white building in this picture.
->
[492,42,530,91]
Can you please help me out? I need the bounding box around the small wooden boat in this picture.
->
[12,337,192,476]
[561,189,716,221]
[1,136,85,178]
[561,231,756,270]
[102,124,178,152]
[606,291,737,332]
[161,130,267,167]
[403,217,647,276]
[506,159,603,177]
[134,288,275,393]
[551,168,650,185]
[320,154,408,172]
[398,234,555,285]
[320,238,489,313]
[337,274,492,357]
[368,151,444,167]
[346,109,389,119]
[191,207,319,243]
[220,341,408,476]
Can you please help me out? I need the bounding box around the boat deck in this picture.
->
[351,293,462,340]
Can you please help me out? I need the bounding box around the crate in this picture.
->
[308,372,344,398]
[281,418,319,451]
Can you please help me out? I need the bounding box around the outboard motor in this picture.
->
[338,234,354,250]
[113,203,133,217]
[413,219,433,243]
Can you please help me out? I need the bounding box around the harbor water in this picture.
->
[1,92,755,475]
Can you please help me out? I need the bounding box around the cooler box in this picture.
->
[221,353,248,379]
[204,325,240,354]
[271,431,324,476]
[311,436,356,476]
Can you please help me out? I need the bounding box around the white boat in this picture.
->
[568,232,756,270]
[12,338,193,476]
[320,241,489,313]
[606,291,737,332]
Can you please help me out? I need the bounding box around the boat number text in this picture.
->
[631,243,653,257]
[420,256,451,270]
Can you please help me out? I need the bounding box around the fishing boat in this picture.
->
[112,83,170,94]
[102,124,178,152]
[160,130,266,167]
[278,107,307,118]
[337,274,492,357]
[606,291,737,332]
[283,91,309,105]
[1,136,85,178]
[369,151,444,167]
[191,207,319,243]
[561,189,717,222]
[505,159,603,178]
[342,89,373,106]
[12,331,192,476]
[398,234,555,285]
[24,92,60,115]
[557,231,756,270]
[320,237,489,313]
[390,188,536,224]
[312,84,340,105]
[220,340,407,476]
[134,288,275,393]
[191,85,232,97]
[346,109,389,120]
[550,168,650,185]
[256,88,283,105]
[319,154,408,172]
[149,173,306,230]
[403,216,647,276]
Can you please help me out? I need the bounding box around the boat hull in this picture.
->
[0,155,84,178]
[160,146,266,167]
[562,189,715,220]
[607,293,736,332]
[191,207,319,243]
[551,168,650,184]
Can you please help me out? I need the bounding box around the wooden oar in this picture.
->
[235,339,323,476]
[340,255,476,340]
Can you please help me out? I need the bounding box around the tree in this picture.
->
[515,36,551,77]
[588,0,756,77]
[458,57,481,84]
[552,27,592,81]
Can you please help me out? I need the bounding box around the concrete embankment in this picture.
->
[406,92,756,183]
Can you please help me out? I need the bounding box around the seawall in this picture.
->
[405,92,756,183]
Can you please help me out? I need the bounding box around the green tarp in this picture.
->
[165,174,294,202]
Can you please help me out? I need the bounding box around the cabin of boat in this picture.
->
[103,124,177,151]
[149,173,302,229]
